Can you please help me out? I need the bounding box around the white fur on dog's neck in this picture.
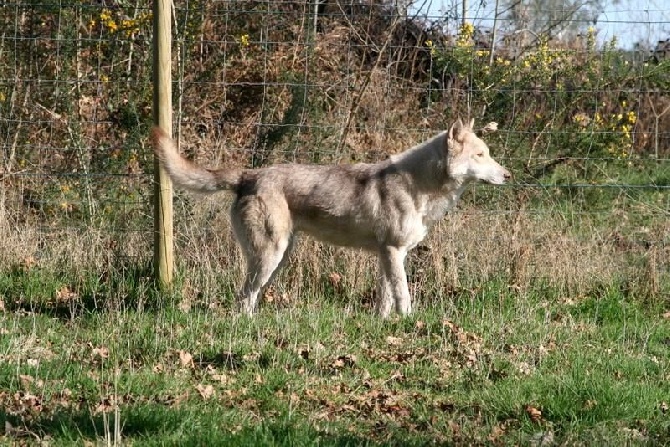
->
[389,131,466,193]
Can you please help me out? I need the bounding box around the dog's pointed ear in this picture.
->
[448,119,466,143]
[447,119,465,155]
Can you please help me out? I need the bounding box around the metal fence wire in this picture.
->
[0,1,668,298]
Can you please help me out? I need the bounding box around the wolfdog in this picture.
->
[151,119,510,317]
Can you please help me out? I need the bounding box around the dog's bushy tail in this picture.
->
[150,127,242,193]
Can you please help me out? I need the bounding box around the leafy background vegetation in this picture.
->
[0,0,668,445]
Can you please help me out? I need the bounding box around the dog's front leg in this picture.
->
[237,279,260,316]
[375,257,394,318]
[378,246,412,317]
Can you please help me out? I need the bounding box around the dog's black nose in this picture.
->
[503,170,512,180]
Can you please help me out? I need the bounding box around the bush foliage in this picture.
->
[0,1,667,250]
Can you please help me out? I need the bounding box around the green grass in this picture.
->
[1,268,668,446]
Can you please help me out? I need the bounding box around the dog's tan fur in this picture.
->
[150,119,510,317]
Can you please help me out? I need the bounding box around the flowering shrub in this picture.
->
[92,8,152,38]
[428,23,657,181]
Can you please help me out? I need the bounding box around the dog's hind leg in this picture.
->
[237,247,287,314]
[264,235,296,291]
[232,196,292,315]
[377,246,412,317]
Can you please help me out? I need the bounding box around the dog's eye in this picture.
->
[476,152,484,157]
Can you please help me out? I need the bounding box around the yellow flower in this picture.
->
[122,19,137,31]
[460,22,474,38]
[240,34,250,47]
[456,22,475,46]
[425,40,436,56]
[627,111,636,124]
[476,50,489,57]
[572,113,591,127]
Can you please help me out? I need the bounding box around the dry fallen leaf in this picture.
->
[386,336,403,346]
[518,361,533,376]
[55,286,78,302]
[583,399,598,410]
[178,350,194,369]
[443,319,459,332]
[21,256,37,270]
[263,286,277,303]
[328,272,342,287]
[525,405,543,423]
[488,423,505,442]
[328,272,342,290]
[481,121,498,134]
[210,373,234,385]
[178,298,192,313]
[331,354,357,369]
[389,370,405,382]
[91,346,109,360]
[94,397,115,414]
[19,375,34,388]
[195,384,214,400]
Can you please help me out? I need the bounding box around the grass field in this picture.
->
[2,2,670,445]
[1,187,669,445]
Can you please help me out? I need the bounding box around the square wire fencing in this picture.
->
[1,1,668,305]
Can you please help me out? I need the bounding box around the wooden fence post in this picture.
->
[152,0,174,287]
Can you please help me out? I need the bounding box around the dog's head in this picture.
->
[446,118,511,185]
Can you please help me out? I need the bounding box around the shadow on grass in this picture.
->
[0,405,432,446]
[0,261,173,320]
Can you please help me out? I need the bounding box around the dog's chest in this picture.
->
[422,186,467,225]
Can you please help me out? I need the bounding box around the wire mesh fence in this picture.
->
[0,1,668,304]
